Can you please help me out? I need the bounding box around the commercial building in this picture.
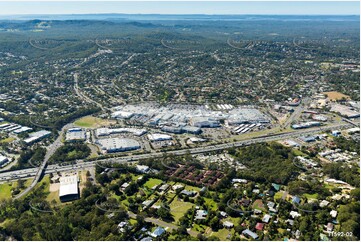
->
[347,127,360,134]
[136,165,150,173]
[291,121,320,129]
[96,127,147,137]
[65,128,86,142]
[227,108,270,125]
[161,126,183,134]
[59,175,79,202]
[113,103,269,130]
[161,125,201,135]
[300,136,316,142]
[312,114,328,122]
[191,117,220,128]
[24,130,52,144]
[330,103,360,118]
[97,138,141,153]
[182,126,202,134]
[0,155,9,167]
[111,110,134,119]
[12,126,33,134]
[147,133,172,142]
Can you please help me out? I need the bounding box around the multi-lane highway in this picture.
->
[12,123,73,200]
[0,122,352,186]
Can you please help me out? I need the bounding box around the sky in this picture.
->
[0,1,359,15]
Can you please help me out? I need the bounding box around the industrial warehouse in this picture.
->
[59,175,79,202]
[96,138,141,153]
[66,128,86,142]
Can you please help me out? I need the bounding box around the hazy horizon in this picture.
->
[0,1,359,16]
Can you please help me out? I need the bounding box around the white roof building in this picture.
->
[147,133,172,142]
[12,126,33,134]
[59,175,79,202]
[66,128,86,142]
[330,210,338,218]
[24,130,51,144]
[96,127,147,137]
[111,110,134,119]
[97,138,141,153]
[290,211,301,219]
[136,165,150,173]
[0,155,9,166]
[223,221,234,228]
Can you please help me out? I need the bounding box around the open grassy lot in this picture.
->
[193,223,207,233]
[210,228,234,241]
[144,178,163,189]
[184,185,201,192]
[0,178,33,200]
[74,116,115,128]
[34,175,61,203]
[0,137,15,143]
[169,199,194,223]
[252,199,266,211]
[204,197,218,210]
[303,193,318,200]
[0,182,13,200]
[292,149,306,156]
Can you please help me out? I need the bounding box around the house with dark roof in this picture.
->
[240,199,251,207]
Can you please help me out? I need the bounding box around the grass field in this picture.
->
[193,223,206,233]
[303,193,318,200]
[0,178,33,200]
[0,182,13,200]
[144,178,163,189]
[74,116,115,128]
[210,228,233,241]
[323,91,350,101]
[0,137,15,143]
[204,197,218,210]
[252,199,266,211]
[292,149,306,156]
[169,199,194,223]
[34,175,61,203]
[184,185,201,192]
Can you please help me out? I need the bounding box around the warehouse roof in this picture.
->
[66,129,86,141]
[59,175,78,197]
[97,138,140,151]
[147,133,172,141]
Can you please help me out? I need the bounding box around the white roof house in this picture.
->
[223,221,234,228]
[330,210,338,218]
